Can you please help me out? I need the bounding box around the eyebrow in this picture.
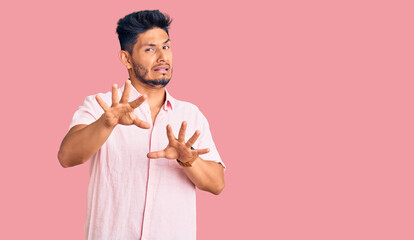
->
[144,38,170,47]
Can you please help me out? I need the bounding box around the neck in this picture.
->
[130,77,166,110]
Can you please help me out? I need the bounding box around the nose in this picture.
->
[157,50,168,62]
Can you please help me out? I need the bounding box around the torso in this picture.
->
[151,107,162,125]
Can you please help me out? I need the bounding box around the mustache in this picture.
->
[153,63,171,68]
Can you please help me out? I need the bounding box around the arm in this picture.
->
[147,122,225,195]
[58,80,150,168]
[58,119,114,168]
[182,157,225,195]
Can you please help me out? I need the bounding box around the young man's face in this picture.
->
[131,27,173,87]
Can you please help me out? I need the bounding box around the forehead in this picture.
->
[136,27,169,47]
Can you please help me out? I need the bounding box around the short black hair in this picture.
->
[116,10,172,54]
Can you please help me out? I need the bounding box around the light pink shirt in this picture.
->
[69,84,224,240]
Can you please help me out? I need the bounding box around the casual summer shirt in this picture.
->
[69,83,224,240]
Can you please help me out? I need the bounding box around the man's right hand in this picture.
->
[95,80,151,129]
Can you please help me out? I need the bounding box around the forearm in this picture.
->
[58,116,115,168]
[182,158,225,195]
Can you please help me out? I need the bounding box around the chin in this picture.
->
[141,78,171,87]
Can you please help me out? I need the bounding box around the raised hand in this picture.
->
[95,80,151,129]
[147,121,210,163]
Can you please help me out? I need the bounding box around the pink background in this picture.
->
[1,0,413,239]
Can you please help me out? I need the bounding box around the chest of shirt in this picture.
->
[102,107,203,170]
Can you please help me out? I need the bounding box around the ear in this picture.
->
[119,50,133,69]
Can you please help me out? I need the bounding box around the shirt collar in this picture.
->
[163,88,175,111]
[120,81,175,112]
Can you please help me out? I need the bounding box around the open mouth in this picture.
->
[154,66,169,74]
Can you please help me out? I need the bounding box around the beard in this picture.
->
[132,61,171,87]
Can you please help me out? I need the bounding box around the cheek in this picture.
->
[134,53,154,68]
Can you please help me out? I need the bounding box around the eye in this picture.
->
[145,48,154,52]
[163,45,170,50]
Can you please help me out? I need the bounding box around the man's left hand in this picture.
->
[147,121,210,163]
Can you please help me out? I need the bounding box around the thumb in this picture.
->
[133,118,151,129]
[147,151,166,159]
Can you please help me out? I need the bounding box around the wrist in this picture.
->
[99,113,117,129]
[177,154,198,167]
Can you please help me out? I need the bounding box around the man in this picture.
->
[58,10,225,240]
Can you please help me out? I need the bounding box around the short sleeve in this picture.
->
[195,111,226,170]
[69,95,99,130]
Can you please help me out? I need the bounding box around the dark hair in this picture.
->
[116,10,172,54]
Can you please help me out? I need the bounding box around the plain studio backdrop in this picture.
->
[0,0,413,239]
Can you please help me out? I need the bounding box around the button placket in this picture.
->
[142,108,168,238]
[140,101,154,239]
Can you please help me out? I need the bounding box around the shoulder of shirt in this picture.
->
[171,98,202,113]
[171,98,211,126]
[83,90,113,104]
